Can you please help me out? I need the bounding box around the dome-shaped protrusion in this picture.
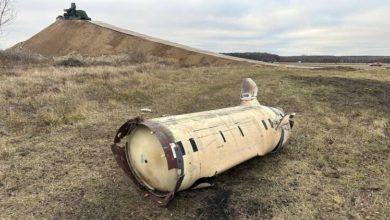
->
[240,78,260,106]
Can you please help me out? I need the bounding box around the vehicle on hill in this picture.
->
[56,3,91,21]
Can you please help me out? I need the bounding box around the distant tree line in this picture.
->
[223,52,390,63]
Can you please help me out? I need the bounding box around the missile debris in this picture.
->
[140,108,152,113]
[111,78,295,206]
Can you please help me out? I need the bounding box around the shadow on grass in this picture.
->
[54,152,285,219]
[177,153,284,219]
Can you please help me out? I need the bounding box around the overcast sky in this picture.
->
[1,0,390,55]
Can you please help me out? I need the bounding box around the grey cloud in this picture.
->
[1,0,389,55]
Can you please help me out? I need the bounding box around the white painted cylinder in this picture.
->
[112,78,294,204]
[126,104,293,192]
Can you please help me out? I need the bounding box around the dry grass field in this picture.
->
[0,57,389,219]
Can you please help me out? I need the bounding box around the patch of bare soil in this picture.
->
[195,187,232,219]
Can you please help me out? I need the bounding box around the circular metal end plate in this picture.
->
[127,125,178,192]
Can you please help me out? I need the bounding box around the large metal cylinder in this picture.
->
[111,78,295,205]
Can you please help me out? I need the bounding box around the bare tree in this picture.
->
[0,0,16,32]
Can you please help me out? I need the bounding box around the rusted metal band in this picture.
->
[142,120,179,170]
[111,117,148,193]
[111,117,185,206]
[140,120,186,205]
[163,174,184,205]
[124,142,168,198]
[271,129,285,153]
[111,143,146,190]
[113,117,143,144]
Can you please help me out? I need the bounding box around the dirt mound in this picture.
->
[10,20,254,66]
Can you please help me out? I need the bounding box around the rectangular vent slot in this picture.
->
[238,126,244,136]
[262,120,268,130]
[268,119,274,128]
[219,131,226,142]
[189,138,198,152]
